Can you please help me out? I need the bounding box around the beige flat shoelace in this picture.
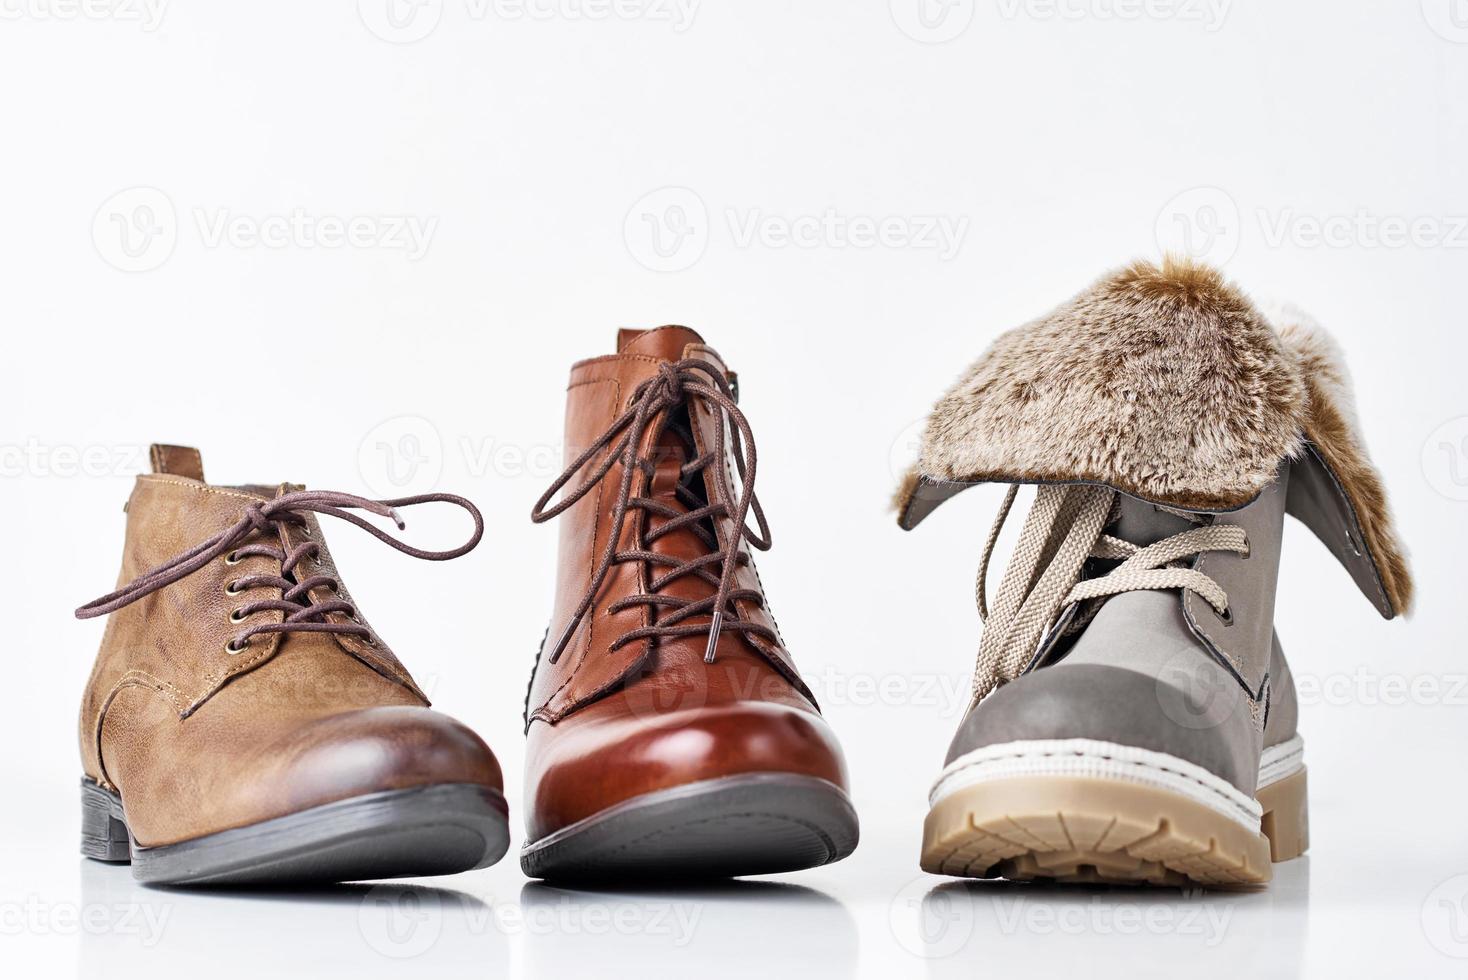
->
[971,484,1249,703]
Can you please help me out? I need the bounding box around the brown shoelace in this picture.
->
[532,359,776,666]
[76,490,483,654]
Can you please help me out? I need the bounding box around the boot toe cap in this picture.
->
[266,705,505,812]
[944,663,1259,793]
[526,700,849,841]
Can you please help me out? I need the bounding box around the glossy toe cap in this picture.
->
[525,697,849,841]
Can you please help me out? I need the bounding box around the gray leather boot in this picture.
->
[896,258,1412,886]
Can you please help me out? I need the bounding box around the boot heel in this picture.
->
[1257,766,1309,862]
[80,778,132,863]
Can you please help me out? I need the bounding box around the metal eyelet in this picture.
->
[224,551,244,566]
[363,633,378,647]
[229,608,248,624]
[225,580,246,596]
[224,638,249,655]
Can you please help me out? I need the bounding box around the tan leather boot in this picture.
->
[521,327,858,880]
[75,445,508,885]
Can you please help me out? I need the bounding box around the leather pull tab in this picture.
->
[148,444,205,482]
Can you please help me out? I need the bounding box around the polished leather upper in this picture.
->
[78,450,502,847]
[523,328,848,841]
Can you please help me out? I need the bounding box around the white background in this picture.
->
[4,1,1467,977]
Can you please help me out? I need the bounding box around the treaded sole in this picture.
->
[921,767,1308,887]
[521,773,859,882]
[80,778,510,886]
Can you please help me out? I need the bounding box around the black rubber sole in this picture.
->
[520,773,859,882]
[81,778,510,886]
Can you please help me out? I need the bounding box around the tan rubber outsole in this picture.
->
[921,767,1308,887]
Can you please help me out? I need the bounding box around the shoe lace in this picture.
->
[971,484,1250,703]
[532,358,776,666]
[76,490,483,654]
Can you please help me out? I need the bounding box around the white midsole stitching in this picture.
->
[1257,734,1306,790]
[929,736,1307,831]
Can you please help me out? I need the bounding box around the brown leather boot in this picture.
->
[521,327,858,880]
[75,445,508,885]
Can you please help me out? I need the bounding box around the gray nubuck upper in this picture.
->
[895,258,1411,884]
[943,469,1295,796]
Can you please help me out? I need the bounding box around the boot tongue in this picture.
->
[617,325,706,361]
[1112,494,1196,547]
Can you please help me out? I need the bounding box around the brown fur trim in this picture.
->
[908,257,1306,511]
[1268,305,1413,614]
[896,257,1412,615]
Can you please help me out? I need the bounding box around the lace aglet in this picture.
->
[547,622,576,665]
[703,611,723,663]
[387,507,406,530]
